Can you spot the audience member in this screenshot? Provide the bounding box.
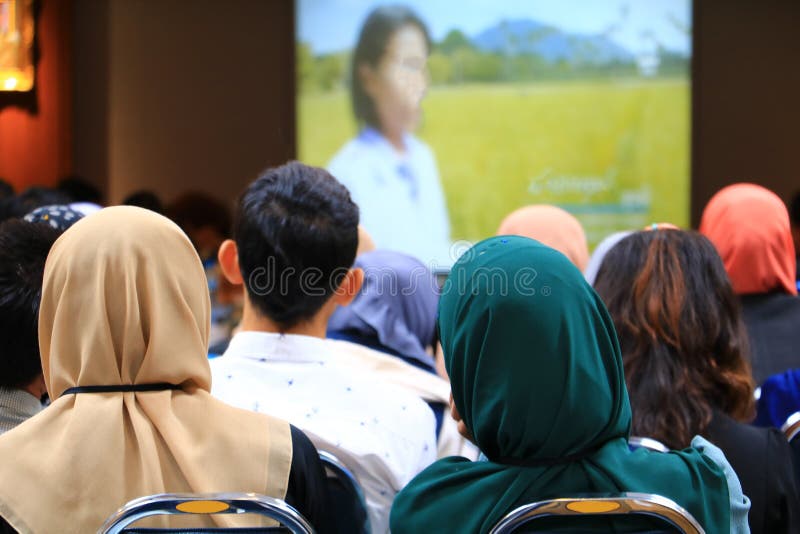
[594,229,799,534]
[583,230,632,285]
[496,204,589,270]
[391,236,748,533]
[123,190,164,214]
[700,183,800,384]
[56,175,103,205]
[166,191,237,348]
[0,220,62,434]
[0,180,13,199]
[209,162,436,533]
[23,204,84,230]
[328,250,439,373]
[0,207,328,532]
[166,191,231,261]
[11,187,71,218]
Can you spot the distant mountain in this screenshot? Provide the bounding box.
[472,19,634,64]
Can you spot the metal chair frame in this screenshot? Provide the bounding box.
[628,436,670,453]
[489,492,705,534]
[100,493,315,534]
[782,411,800,442]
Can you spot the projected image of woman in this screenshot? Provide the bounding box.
[328,5,451,265]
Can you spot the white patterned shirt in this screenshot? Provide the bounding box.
[210,331,437,533]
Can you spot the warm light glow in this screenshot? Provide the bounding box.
[0,0,36,92]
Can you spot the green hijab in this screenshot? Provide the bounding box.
[390,236,731,533]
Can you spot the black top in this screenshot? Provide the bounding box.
[704,411,800,534]
[286,424,331,531]
[0,424,330,534]
[741,292,800,385]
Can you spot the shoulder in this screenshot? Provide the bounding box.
[328,138,377,177]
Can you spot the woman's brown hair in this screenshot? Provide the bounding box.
[594,229,755,449]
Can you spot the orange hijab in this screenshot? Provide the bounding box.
[0,207,292,533]
[700,183,797,295]
[497,205,589,271]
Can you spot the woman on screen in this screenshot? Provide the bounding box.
[328,5,451,265]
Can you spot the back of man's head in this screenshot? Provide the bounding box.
[0,219,62,388]
[234,161,359,329]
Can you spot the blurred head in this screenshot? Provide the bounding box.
[12,187,71,218]
[584,230,633,285]
[328,249,439,370]
[123,190,163,214]
[351,5,432,136]
[700,183,796,295]
[166,191,231,259]
[497,205,589,271]
[0,219,62,391]
[57,175,103,205]
[39,206,211,398]
[440,236,629,461]
[219,161,362,331]
[594,230,755,449]
[0,179,14,199]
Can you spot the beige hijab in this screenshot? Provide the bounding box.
[497,205,590,271]
[0,207,291,533]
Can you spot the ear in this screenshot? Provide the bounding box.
[331,267,364,307]
[217,239,243,285]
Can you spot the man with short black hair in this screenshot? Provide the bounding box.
[210,161,436,533]
[0,219,63,434]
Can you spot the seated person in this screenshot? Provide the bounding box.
[391,236,748,533]
[167,191,239,350]
[0,207,328,532]
[210,162,437,533]
[594,228,799,534]
[700,183,800,384]
[0,220,62,434]
[497,204,589,271]
[327,250,439,374]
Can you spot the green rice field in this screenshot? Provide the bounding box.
[299,78,689,248]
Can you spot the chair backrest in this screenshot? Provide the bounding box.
[628,436,670,453]
[488,492,705,534]
[782,411,800,442]
[318,451,370,534]
[99,493,315,534]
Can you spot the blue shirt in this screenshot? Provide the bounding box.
[328,128,451,265]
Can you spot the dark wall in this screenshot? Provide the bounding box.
[72,0,295,206]
[692,0,800,225]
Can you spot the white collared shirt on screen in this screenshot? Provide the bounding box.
[209,331,438,534]
[328,128,451,266]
